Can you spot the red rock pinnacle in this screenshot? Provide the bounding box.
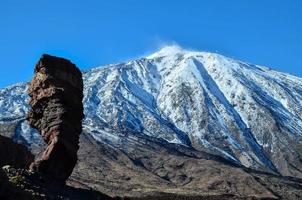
[27,54,84,182]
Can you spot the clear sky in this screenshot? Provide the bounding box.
[0,0,301,88]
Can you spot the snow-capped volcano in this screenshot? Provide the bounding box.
[1,45,302,178]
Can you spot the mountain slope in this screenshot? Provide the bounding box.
[1,45,302,181]
[74,46,302,178]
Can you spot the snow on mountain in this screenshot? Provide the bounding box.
[1,45,302,177]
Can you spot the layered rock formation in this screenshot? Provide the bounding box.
[27,54,84,182]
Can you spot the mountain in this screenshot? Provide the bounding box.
[1,46,302,198]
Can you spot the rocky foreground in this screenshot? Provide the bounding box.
[0,165,113,200]
[0,134,302,200]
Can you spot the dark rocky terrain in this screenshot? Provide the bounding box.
[0,135,34,168]
[69,131,302,199]
[0,165,113,200]
[1,133,301,199]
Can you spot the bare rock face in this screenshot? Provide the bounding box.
[27,54,84,182]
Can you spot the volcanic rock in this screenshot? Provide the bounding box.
[0,135,34,168]
[27,54,84,182]
[0,165,114,200]
[0,168,8,190]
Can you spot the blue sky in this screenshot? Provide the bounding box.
[0,0,301,88]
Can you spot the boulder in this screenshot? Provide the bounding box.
[0,135,34,168]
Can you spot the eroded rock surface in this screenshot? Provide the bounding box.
[27,54,84,182]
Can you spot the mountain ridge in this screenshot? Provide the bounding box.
[1,46,302,180]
